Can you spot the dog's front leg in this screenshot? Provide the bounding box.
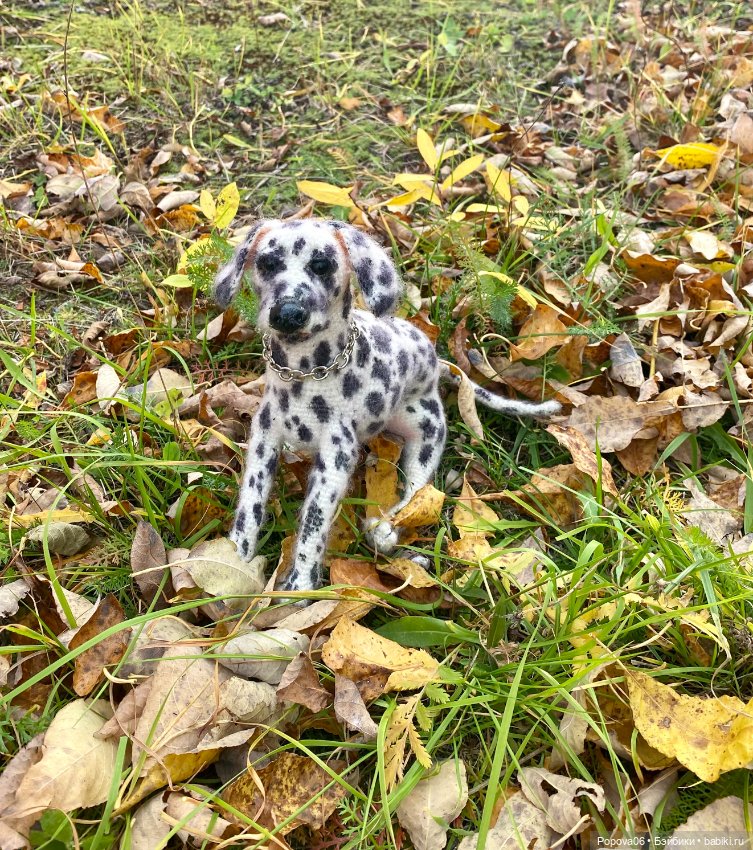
[277,433,359,594]
[229,403,281,562]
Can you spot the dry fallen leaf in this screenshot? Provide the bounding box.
[457,790,553,850]
[396,759,468,850]
[69,593,130,696]
[322,618,439,694]
[222,752,348,834]
[276,652,331,713]
[392,484,446,529]
[333,674,379,739]
[2,700,117,826]
[627,669,753,782]
[546,423,618,496]
[130,520,171,604]
[518,766,605,835]
[183,537,266,614]
[214,628,310,685]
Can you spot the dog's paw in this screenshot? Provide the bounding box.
[363,517,399,555]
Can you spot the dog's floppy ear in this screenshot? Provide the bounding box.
[213,220,271,308]
[334,223,403,317]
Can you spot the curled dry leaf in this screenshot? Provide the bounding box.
[682,479,741,544]
[322,618,439,694]
[509,304,568,361]
[392,484,445,529]
[276,652,331,713]
[69,593,130,696]
[609,332,644,387]
[333,674,379,739]
[627,669,753,782]
[396,759,468,850]
[222,752,348,835]
[518,766,605,835]
[130,520,171,605]
[457,790,553,850]
[214,628,310,685]
[0,579,31,619]
[546,423,618,496]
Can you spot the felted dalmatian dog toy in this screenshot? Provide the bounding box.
[213,219,560,595]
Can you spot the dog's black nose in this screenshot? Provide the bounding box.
[268,299,309,334]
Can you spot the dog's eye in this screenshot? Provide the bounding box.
[309,256,335,276]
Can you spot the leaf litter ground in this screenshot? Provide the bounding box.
[2,1,753,848]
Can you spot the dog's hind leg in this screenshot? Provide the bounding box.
[365,391,447,555]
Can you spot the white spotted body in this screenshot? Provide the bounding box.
[213,218,559,595]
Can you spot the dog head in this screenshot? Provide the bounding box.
[213,219,403,336]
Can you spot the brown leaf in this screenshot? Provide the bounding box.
[546,424,618,496]
[334,674,379,739]
[178,486,225,537]
[62,371,98,407]
[392,484,445,529]
[70,594,130,696]
[501,464,587,526]
[609,333,644,387]
[565,395,651,453]
[130,521,172,604]
[276,652,331,713]
[222,753,348,834]
[616,435,659,476]
[509,305,568,361]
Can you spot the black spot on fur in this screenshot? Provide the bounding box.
[367,420,384,434]
[235,509,246,532]
[258,404,271,430]
[270,341,288,367]
[343,373,361,399]
[419,417,437,440]
[420,398,441,417]
[300,503,325,544]
[418,444,433,465]
[335,449,351,471]
[331,435,341,445]
[356,258,374,296]
[311,395,331,423]
[255,442,265,458]
[291,382,303,399]
[279,389,289,412]
[341,423,354,442]
[241,539,250,557]
[365,391,385,415]
[372,360,391,388]
[247,474,255,488]
[298,424,313,442]
[398,350,409,373]
[300,357,311,371]
[266,455,278,474]
[292,237,306,255]
[313,341,331,367]
[406,404,416,413]
[315,456,326,472]
[256,249,286,278]
[253,502,263,524]
[355,334,370,368]
[292,415,300,425]
[371,326,391,353]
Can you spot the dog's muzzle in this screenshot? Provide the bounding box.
[269,298,309,334]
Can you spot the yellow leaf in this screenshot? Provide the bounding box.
[392,484,445,529]
[655,142,720,169]
[214,181,240,228]
[297,180,355,207]
[416,128,438,172]
[516,285,539,308]
[199,189,216,222]
[161,274,194,288]
[437,147,461,164]
[512,195,530,216]
[394,173,435,188]
[465,203,510,215]
[486,162,513,202]
[322,618,439,693]
[386,189,429,208]
[452,478,499,537]
[11,508,95,527]
[627,669,753,783]
[440,153,485,191]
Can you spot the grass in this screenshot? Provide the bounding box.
[3,0,753,847]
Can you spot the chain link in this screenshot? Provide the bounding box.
[262,323,361,383]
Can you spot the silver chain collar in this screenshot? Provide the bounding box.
[261,322,361,382]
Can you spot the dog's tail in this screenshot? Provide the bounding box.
[439,362,561,418]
